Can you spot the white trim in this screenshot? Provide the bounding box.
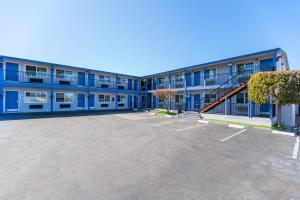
[4,89,19,112]
[228,124,245,129]
[272,130,295,137]
[24,91,48,104]
[55,92,74,103]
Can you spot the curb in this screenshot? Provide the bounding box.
[272,130,295,137]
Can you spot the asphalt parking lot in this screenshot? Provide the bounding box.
[0,112,299,200]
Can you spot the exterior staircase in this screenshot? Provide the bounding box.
[199,83,248,113]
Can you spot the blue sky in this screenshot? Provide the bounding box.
[0,0,299,76]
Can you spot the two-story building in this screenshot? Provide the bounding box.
[0,48,290,120]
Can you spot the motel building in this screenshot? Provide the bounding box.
[0,48,297,127]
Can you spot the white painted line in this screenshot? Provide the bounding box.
[175,125,202,132]
[149,112,156,115]
[272,130,295,137]
[147,121,176,127]
[198,120,209,124]
[164,115,173,118]
[292,136,299,160]
[220,129,247,142]
[228,124,245,129]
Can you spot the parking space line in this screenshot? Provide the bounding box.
[220,129,247,142]
[292,136,299,160]
[146,121,176,127]
[175,125,203,132]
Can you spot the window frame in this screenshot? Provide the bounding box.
[55,92,74,103]
[25,65,47,76]
[98,94,111,103]
[117,95,126,103]
[24,91,48,104]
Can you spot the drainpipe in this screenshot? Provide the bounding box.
[50,65,54,112]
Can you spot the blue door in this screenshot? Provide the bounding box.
[134,96,138,108]
[194,94,201,110]
[260,104,269,115]
[78,72,85,86]
[88,94,95,108]
[260,58,274,72]
[128,79,132,90]
[134,80,138,90]
[152,79,156,90]
[128,95,132,108]
[185,73,192,87]
[194,71,200,86]
[5,91,18,111]
[77,94,85,108]
[185,96,191,110]
[5,62,19,81]
[153,96,157,108]
[88,74,95,87]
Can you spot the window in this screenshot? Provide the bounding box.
[237,62,254,75]
[56,93,74,103]
[117,77,126,84]
[205,69,216,80]
[236,92,248,104]
[205,94,216,103]
[158,98,164,102]
[56,69,73,79]
[98,94,110,102]
[158,77,165,84]
[26,65,47,76]
[24,91,47,103]
[99,75,110,83]
[175,95,184,103]
[175,74,184,82]
[117,95,126,103]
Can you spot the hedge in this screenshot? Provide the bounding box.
[248,71,300,105]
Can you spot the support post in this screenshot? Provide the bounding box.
[115,74,118,110]
[50,65,54,112]
[0,62,3,114]
[203,65,206,86]
[228,63,233,85]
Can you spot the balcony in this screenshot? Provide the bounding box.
[4,70,51,84]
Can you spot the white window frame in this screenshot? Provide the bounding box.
[25,65,47,76]
[205,68,217,80]
[117,95,126,103]
[99,75,110,83]
[117,77,127,84]
[55,92,74,103]
[98,94,111,103]
[24,91,48,104]
[56,69,73,80]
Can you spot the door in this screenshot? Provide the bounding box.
[134,80,138,90]
[78,72,85,86]
[194,94,201,110]
[128,95,132,108]
[185,95,191,110]
[260,58,274,72]
[77,94,85,108]
[134,96,138,108]
[88,94,95,108]
[5,62,19,81]
[185,73,192,87]
[5,91,18,111]
[153,96,157,109]
[128,79,132,90]
[194,71,200,86]
[88,74,95,87]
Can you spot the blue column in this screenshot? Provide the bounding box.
[168,73,171,88]
[184,72,187,110]
[0,62,3,114]
[115,74,118,110]
[269,95,273,119]
[272,52,277,71]
[50,65,54,112]
[203,65,206,86]
[228,63,233,85]
[248,101,251,118]
[145,79,148,108]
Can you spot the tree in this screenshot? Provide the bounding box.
[153,89,178,111]
[248,71,300,126]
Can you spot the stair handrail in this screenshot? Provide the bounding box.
[198,66,260,110]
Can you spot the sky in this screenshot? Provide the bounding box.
[0,0,299,76]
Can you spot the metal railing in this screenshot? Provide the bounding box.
[3,70,140,90]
